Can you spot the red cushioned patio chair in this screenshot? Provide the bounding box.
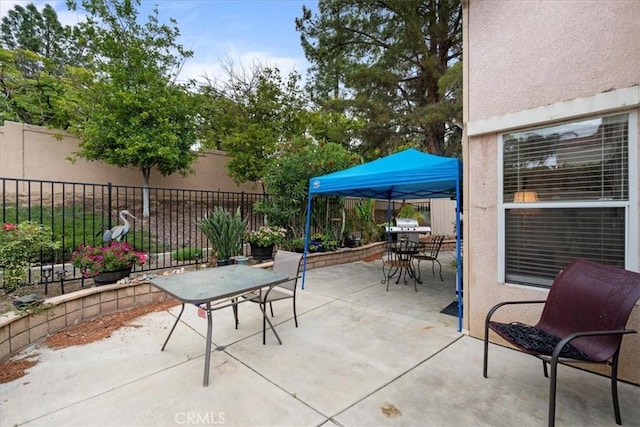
[483,259,640,426]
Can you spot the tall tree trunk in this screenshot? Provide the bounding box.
[142,167,150,217]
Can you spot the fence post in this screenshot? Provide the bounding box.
[107,182,113,230]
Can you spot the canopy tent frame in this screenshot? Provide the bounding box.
[302,149,463,332]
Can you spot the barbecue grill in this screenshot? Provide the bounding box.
[385,218,431,243]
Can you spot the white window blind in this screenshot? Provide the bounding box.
[502,114,629,287]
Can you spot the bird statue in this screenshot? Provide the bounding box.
[102,210,137,242]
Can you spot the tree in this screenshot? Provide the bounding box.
[256,137,361,237]
[197,64,309,188]
[1,3,82,66]
[0,3,86,127]
[198,60,362,190]
[296,0,462,158]
[0,47,71,127]
[65,0,197,217]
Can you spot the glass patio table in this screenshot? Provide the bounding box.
[149,265,289,386]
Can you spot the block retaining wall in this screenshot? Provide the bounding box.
[0,242,386,361]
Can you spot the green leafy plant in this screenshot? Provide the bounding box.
[0,221,59,292]
[171,247,203,261]
[71,242,147,277]
[244,225,286,247]
[397,203,424,224]
[324,240,338,251]
[256,137,362,236]
[282,237,305,253]
[354,199,377,243]
[196,207,246,261]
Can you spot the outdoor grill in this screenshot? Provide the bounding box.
[385,218,431,243]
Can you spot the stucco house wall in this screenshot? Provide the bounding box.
[463,0,640,383]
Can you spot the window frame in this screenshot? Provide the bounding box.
[497,111,638,286]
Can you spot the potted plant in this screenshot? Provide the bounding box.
[309,232,326,252]
[71,242,147,285]
[244,225,286,261]
[282,237,305,253]
[0,221,59,292]
[343,232,361,248]
[196,207,246,265]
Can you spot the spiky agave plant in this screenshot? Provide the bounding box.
[196,207,246,261]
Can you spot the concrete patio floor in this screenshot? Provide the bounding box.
[1,252,639,427]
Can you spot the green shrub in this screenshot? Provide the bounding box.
[0,221,60,292]
[172,247,203,261]
[282,238,305,253]
[196,207,246,261]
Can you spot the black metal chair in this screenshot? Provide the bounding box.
[381,239,419,291]
[235,250,303,344]
[483,259,640,427]
[412,234,445,282]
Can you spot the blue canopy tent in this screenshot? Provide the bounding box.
[303,148,463,331]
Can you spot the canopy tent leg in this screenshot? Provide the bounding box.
[301,192,313,289]
[455,176,463,332]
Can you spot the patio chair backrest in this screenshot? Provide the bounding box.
[426,235,445,258]
[392,239,419,263]
[272,250,303,292]
[536,259,640,362]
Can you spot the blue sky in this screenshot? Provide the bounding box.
[1,0,317,83]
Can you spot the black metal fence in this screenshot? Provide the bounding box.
[1,177,430,292]
[1,178,268,288]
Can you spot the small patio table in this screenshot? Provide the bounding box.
[149,265,289,386]
[384,240,420,282]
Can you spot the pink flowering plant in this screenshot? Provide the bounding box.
[71,242,147,277]
[244,225,286,247]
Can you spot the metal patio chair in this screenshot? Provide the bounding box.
[412,234,445,282]
[483,259,640,426]
[234,250,303,344]
[381,239,419,291]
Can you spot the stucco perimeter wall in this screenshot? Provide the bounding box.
[0,243,386,361]
[467,0,640,120]
[0,121,259,193]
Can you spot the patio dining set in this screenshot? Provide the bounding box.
[381,234,446,291]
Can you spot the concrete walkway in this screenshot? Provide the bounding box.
[1,253,639,426]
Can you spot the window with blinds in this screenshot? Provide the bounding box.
[501,113,629,287]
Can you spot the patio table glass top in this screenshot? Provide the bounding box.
[149,265,289,304]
